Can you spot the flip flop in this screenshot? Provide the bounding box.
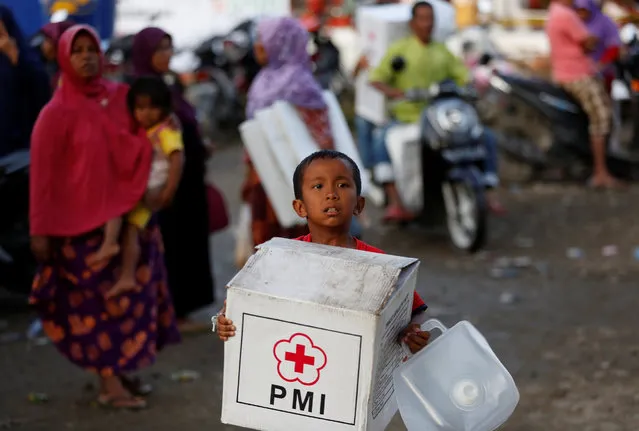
[382,206,415,224]
[120,376,153,397]
[587,176,627,190]
[97,394,147,411]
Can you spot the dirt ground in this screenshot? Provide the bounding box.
[2,142,639,431]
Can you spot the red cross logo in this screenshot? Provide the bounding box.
[273,333,327,386]
[285,344,316,373]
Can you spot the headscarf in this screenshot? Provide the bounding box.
[573,0,621,61]
[40,20,75,46]
[40,20,75,89]
[246,17,326,119]
[131,27,198,127]
[29,25,153,237]
[0,5,50,157]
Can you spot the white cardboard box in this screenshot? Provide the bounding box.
[222,238,420,431]
[355,4,412,126]
[240,91,382,229]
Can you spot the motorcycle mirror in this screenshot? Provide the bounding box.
[391,56,406,72]
[478,53,492,66]
[620,24,638,45]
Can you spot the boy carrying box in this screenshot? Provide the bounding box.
[217,150,431,354]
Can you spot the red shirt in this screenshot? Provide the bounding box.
[296,234,427,316]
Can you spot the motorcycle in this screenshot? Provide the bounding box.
[0,150,34,295]
[618,23,639,151]
[486,69,639,182]
[387,56,489,253]
[308,30,349,97]
[187,19,260,138]
[104,34,135,83]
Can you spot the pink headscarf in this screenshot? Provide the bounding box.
[30,25,152,236]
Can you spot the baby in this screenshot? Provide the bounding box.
[90,76,184,298]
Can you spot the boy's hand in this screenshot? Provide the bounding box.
[217,300,236,341]
[399,323,431,354]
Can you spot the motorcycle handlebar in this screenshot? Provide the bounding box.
[389,84,478,108]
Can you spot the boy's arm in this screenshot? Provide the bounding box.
[411,291,428,323]
[353,54,369,79]
[369,43,404,99]
[563,9,598,51]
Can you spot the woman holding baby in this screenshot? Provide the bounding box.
[29,24,180,409]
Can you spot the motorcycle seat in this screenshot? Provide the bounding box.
[497,72,575,101]
[0,150,30,175]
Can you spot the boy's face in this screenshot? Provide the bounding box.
[134,95,163,129]
[293,158,365,230]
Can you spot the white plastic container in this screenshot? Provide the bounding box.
[393,319,519,431]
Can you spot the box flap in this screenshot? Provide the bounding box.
[356,4,411,22]
[227,238,419,315]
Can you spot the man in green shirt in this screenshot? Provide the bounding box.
[369,1,504,215]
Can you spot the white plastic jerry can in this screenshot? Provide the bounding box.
[393,319,519,431]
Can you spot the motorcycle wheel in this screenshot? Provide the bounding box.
[441,181,487,253]
[493,99,552,183]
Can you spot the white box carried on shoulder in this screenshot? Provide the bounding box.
[355,4,411,126]
[221,238,420,431]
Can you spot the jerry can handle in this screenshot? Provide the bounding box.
[420,318,448,335]
[401,319,448,358]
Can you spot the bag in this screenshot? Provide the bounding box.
[234,203,254,269]
[206,184,229,233]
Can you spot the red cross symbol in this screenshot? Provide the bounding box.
[285,344,316,374]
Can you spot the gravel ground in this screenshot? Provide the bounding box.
[1,142,638,431]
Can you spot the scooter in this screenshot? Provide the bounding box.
[308,30,348,97]
[0,149,34,295]
[486,70,639,182]
[387,56,489,253]
[187,19,260,138]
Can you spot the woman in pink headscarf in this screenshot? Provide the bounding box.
[243,16,333,246]
[30,24,180,410]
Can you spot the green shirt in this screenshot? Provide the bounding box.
[369,36,469,123]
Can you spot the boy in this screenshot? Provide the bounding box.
[89,76,184,298]
[216,150,431,354]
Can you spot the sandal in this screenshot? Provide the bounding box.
[120,376,153,397]
[382,206,415,224]
[97,393,147,410]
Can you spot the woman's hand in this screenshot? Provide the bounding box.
[399,323,431,354]
[217,300,236,341]
[30,236,51,262]
[0,23,18,65]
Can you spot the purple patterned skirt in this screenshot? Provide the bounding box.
[30,221,181,377]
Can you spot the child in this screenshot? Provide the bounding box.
[216,150,431,354]
[89,76,184,298]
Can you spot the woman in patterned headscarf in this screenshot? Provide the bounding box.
[243,16,333,246]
